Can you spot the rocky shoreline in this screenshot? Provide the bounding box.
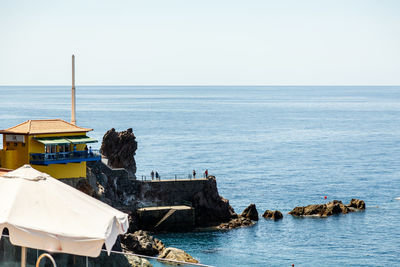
[121,231,199,264]
[75,129,367,266]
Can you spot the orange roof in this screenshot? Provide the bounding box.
[0,119,92,135]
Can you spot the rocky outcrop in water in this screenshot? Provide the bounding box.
[192,176,237,227]
[100,128,137,178]
[217,204,260,229]
[86,128,238,229]
[262,210,283,220]
[241,204,259,221]
[158,247,199,264]
[121,231,165,256]
[217,216,254,230]
[86,161,237,229]
[121,231,198,265]
[289,199,365,217]
[347,198,366,210]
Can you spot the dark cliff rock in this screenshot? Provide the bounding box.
[86,162,237,229]
[100,128,137,178]
[86,161,139,208]
[192,176,237,226]
[262,210,283,220]
[289,199,365,217]
[86,129,237,230]
[241,204,259,221]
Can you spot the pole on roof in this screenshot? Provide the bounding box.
[71,54,76,125]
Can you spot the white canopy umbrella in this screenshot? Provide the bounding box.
[0,165,129,265]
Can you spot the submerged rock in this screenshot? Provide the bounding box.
[241,204,259,221]
[262,210,283,220]
[158,247,199,264]
[289,199,365,217]
[100,128,138,178]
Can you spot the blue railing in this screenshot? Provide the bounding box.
[30,150,101,165]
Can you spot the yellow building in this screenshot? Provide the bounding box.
[0,119,100,179]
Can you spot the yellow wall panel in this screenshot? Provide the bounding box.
[32,162,87,179]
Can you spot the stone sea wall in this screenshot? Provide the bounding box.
[86,160,236,228]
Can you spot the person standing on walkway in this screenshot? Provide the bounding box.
[151,170,154,180]
[193,170,196,179]
[156,171,159,180]
[205,169,208,178]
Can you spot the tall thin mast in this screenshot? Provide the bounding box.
[71,54,76,125]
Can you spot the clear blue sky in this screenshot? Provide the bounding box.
[0,0,399,85]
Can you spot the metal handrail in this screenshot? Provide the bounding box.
[36,253,57,267]
[140,172,210,181]
[1,234,213,267]
[100,248,214,267]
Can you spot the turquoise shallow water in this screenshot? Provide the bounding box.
[1,86,400,266]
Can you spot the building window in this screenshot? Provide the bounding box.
[59,144,69,153]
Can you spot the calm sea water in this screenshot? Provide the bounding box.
[1,86,399,266]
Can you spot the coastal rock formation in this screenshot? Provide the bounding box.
[100,128,138,178]
[86,160,139,207]
[217,204,261,229]
[191,176,237,227]
[347,198,366,210]
[262,210,283,220]
[241,204,259,221]
[121,231,165,256]
[289,199,365,217]
[121,231,198,265]
[217,216,254,230]
[158,247,199,264]
[86,162,237,229]
[289,200,348,216]
[88,129,238,229]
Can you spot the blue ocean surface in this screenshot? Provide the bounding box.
[0,86,399,266]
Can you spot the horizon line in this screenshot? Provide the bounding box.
[0,84,399,87]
